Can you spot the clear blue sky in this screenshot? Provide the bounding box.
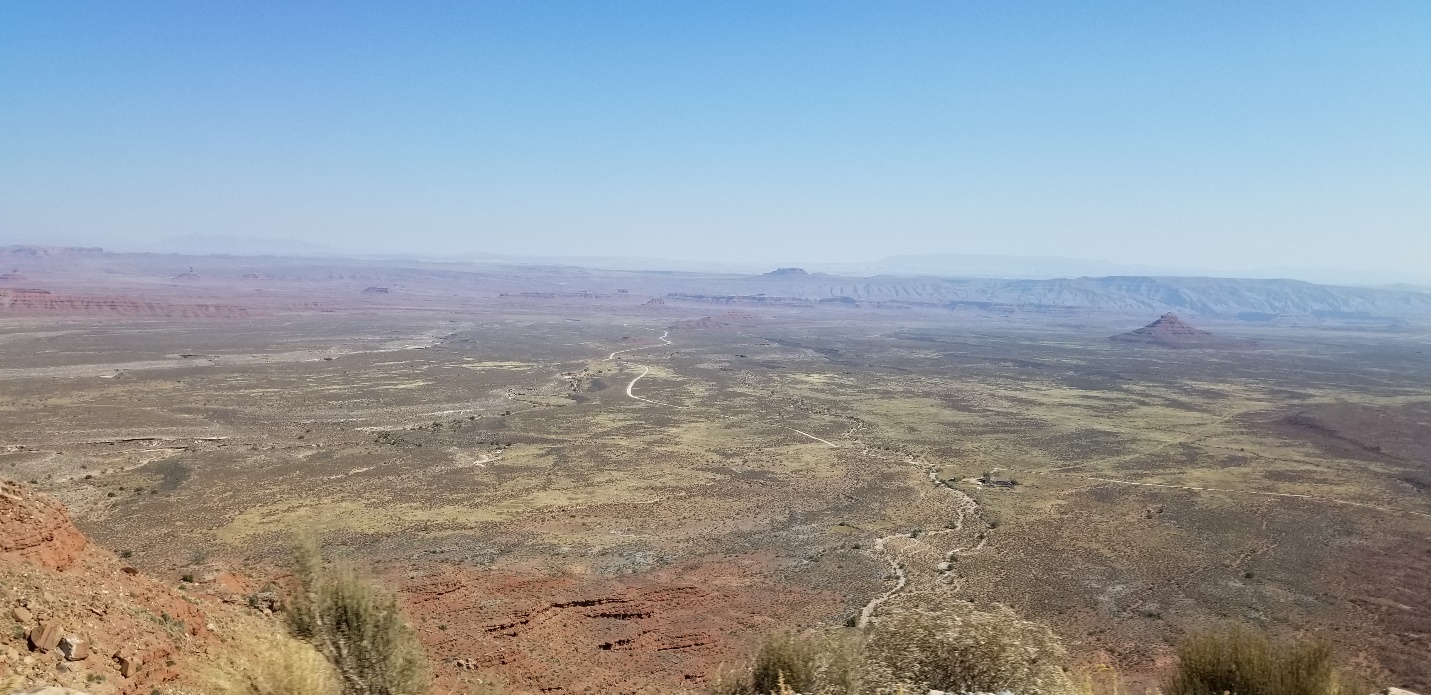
[2,1,1428,275]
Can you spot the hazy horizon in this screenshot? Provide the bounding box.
[3,2,1429,280]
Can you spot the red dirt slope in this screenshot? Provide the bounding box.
[1,480,88,571]
[0,479,272,695]
[404,554,842,693]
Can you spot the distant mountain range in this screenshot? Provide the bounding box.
[121,235,348,258]
[811,253,1431,288]
[681,273,1431,317]
[82,237,1431,287]
[9,239,1429,318]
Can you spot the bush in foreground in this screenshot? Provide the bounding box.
[205,632,342,695]
[715,595,1074,695]
[1163,626,1346,695]
[862,598,1074,695]
[287,538,430,695]
[712,629,863,695]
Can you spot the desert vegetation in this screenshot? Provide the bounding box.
[714,594,1075,695]
[714,598,1363,695]
[1162,627,1348,695]
[204,633,343,695]
[286,539,431,695]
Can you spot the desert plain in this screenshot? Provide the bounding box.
[2,248,1429,693]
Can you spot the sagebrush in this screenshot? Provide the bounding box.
[204,632,342,695]
[713,594,1076,695]
[712,629,863,695]
[287,538,430,695]
[862,597,1075,695]
[1162,626,1346,695]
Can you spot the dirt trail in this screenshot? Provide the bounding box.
[607,330,671,360]
[597,331,992,626]
[624,366,677,407]
[850,447,987,625]
[784,426,835,449]
[611,331,844,448]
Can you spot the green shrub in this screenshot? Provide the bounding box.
[1163,626,1345,695]
[287,538,429,695]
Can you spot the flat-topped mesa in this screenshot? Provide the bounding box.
[669,310,761,330]
[762,267,808,277]
[1111,312,1231,347]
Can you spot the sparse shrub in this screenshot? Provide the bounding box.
[287,538,430,695]
[205,632,341,695]
[1162,626,1346,695]
[861,597,1074,695]
[751,631,820,693]
[713,630,863,695]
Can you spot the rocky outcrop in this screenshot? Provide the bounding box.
[0,246,103,257]
[0,480,86,571]
[1110,313,1240,348]
[669,311,760,330]
[1,479,226,695]
[0,290,251,318]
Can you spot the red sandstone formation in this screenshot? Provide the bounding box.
[1110,312,1231,347]
[0,289,252,318]
[0,479,87,571]
[1,479,214,694]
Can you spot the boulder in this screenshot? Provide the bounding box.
[58,635,88,661]
[113,649,141,678]
[247,590,281,612]
[28,621,61,652]
[11,605,33,624]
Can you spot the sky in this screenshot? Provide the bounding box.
[2,1,1429,277]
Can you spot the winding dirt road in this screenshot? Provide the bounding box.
[599,329,987,625]
[624,366,676,407]
[607,330,671,360]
